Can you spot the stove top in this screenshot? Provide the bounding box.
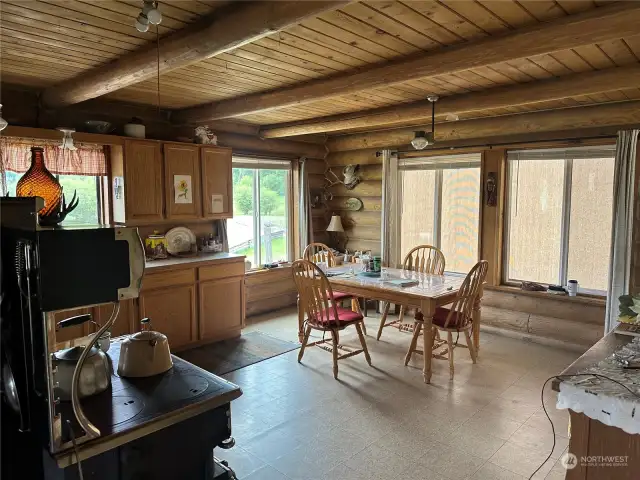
[58,340,241,445]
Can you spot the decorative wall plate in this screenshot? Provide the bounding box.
[165,227,196,255]
[344,197,363,211]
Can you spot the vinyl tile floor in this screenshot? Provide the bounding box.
[218,308,581,480]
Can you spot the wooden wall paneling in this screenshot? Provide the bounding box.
[480,149,506,285]
[245,267,297,317]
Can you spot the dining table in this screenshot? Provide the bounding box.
[296,265,482,383]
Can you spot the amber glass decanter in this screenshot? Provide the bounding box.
[16,147,62,217]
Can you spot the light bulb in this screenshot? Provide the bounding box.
[146,8,162,25]
[0,104,7,131]
[135,14,149,32]
[142,2,162,25]
[411,131,429,150]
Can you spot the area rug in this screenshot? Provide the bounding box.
[176,331,300,376]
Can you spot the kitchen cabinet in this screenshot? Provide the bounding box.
[111,140,233,224]
[93,299,137,338]
[164,143,202,220]
[199,276,245,341]
[54,307,93,343]
[201,146,233,219]
[139,284,197,350]
[123,140,164,222]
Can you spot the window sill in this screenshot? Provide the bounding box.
[244,263,293,276]
[486,285,606,307]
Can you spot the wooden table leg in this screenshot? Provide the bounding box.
[297,295,304,343]
[421,299,436,384]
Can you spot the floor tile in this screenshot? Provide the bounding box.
[243,464,289,480]
[490,442,555,478]
[508,424,569,460]
[471,463,526,480]
[216,446,265,478]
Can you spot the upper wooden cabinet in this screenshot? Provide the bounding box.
[201,146,233,219]
[164,143,202,220]
[111,140,232,224]
[122,140,164,222]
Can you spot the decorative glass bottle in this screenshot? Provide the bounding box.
[16,147,62,217]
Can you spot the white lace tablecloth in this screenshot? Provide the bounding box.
[556,337,640,435]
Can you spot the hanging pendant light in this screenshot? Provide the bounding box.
[0,104,8,131]
[135,1,162,32]
[411,95,439,150]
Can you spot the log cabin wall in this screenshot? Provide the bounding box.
[324,135,627,351]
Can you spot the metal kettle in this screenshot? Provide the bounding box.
[53,313,111,400]
[117,318,173,378]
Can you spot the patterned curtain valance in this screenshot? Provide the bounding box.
[0,136,107,176]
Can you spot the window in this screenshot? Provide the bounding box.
[504,146,615,294]
[228,157,292,268]
[1,139,108,225]
[4,171,105,225]
[398,154,481,274]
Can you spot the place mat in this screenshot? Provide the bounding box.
[176,331,299,376]
[557,337,640,434]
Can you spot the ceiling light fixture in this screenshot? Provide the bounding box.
[0,104,8,131]
[135,1,162,32]
[411,95,439,150]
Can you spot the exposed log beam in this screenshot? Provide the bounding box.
[40,1,348,108]
[259,65,640,138]
[326,101,640,152]
[172,2,640,123]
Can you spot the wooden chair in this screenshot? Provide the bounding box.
[303,242,366,333]
[292,260,372,379]
[404,260,488,380]
[376,245,445,340]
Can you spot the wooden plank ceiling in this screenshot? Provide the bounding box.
[2,0,640,129]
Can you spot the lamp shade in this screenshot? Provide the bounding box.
[326,215,344,232]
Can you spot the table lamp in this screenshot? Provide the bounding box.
[327,214,347,251]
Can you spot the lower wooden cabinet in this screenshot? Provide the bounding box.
[93,298,136,338]
[199,276,245,341]
[139,284,197,350]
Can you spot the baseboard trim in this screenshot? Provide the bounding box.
[481,324,593,353]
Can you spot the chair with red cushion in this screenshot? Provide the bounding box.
[404,260,488,380]
[303,243,366,333]
[292,259,372,379]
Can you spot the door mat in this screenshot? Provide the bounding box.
[176,331,299,376]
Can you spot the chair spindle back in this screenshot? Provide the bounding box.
[292,260,340,328]
[402,245,446,275]
[442,260,488,329]
[303,242,337,267]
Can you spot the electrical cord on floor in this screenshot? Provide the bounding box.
[529,373,640,480]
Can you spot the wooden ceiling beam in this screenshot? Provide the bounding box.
[326,101,640,152]
[259,65,640,138]
[172,2,640,124]
[40,1,348,108]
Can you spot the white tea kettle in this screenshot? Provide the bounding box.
[117,318,173,378]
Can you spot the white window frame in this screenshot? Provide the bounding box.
[503,145,616,296]
[231,156,293,268]
[396,153,482,275]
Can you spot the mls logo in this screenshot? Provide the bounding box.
[561,452,578,470]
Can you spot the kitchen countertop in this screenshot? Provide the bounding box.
[145,252,245,272]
